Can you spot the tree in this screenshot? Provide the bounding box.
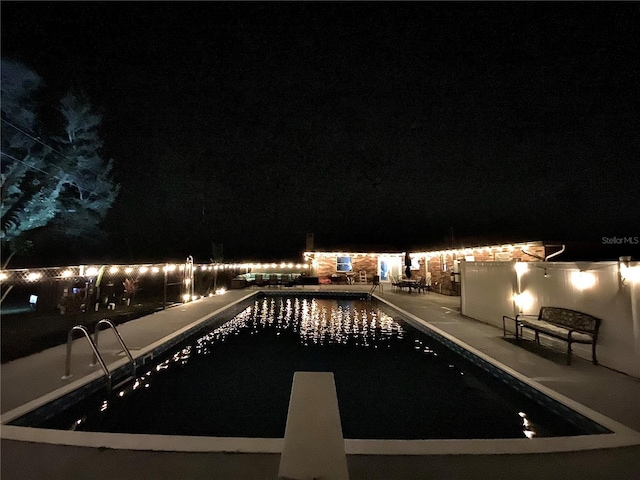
[1,59,119,259]
[50,93,119,237]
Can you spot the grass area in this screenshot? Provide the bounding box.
[1,302,168,363]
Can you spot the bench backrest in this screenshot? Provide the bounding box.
[539,307,601,334]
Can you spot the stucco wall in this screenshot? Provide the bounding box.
[427,244,546,296]
[461,260,640,378]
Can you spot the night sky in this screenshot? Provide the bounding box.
[2,2,639,264]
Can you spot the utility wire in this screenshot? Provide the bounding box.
[1,117,70,160]
[1,150,91,197]
[1,117,119,191]
[0,151,50,176]
[1,150,117,203]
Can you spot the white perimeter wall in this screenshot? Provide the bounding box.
[461,261,640,378]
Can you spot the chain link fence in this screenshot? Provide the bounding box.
[0,261,245,315]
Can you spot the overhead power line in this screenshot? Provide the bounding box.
[1,117,118,191]
[0,150,115,203]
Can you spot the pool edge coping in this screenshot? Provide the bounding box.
[2,291,640,456]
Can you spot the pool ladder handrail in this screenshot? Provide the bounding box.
[367,282,381,300]
[62,325,113,391]
[92,319,136,380]
[62,320,136,392]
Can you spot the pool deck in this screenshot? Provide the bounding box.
[2,285,640,479]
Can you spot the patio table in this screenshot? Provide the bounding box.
[398,279,420,293]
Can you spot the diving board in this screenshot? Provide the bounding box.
[278,371,349,480]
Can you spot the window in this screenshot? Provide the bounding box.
[336,256,352,272]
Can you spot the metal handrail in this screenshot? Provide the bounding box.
[62,325,112,391]
[92,319,136,378]
[367,282,381,300]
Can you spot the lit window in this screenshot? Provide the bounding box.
[336,256,352,272]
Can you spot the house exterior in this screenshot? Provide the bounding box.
[304,241,550,295]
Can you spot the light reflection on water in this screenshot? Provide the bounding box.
[110,298,410,408]
[194,298,405,353]
[78,297,539,439]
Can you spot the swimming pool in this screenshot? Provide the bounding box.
[12,294,607,440]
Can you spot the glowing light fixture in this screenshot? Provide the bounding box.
[571,271,596,290]
[182,293,191,302]
[86,267,99,277]
[139,266,148,274]
[151,267,160,273]
[26,272,42,282]
[0,272,8,281]
[109,267,119,274]
[125,267,133,274]
[620,263,640,284]
[514,262,529,276]
[512,291,533,311]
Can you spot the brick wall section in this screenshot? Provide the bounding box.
[313,255,378,283]
[310,244,547,292]
[426,245,547,295]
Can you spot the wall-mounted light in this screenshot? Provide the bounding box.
[619,257,640,286]
[514,262,529,277]
[571,270,596,290]
[512,291,533,312]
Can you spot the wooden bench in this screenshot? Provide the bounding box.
[503,307,601,365]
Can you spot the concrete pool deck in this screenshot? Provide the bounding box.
[2,285,640,478]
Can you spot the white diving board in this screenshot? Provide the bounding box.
[278,371,350,480]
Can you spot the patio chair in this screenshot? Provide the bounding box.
[417,277,432,293]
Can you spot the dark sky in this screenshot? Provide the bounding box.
[2,1,639,263]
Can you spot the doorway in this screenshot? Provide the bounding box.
[378,255,402,283]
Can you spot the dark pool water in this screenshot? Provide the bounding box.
[37,296,590,439]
